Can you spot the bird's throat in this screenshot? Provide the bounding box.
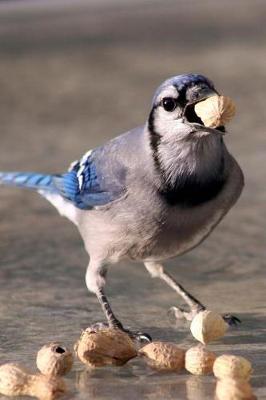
[152,133,227,207]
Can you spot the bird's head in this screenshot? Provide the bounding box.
[148,73,225,140]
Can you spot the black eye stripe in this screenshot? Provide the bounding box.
[176,88,187,107]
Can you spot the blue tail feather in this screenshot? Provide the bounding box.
[0,172,57,191]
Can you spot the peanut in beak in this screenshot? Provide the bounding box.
[194,95,236,129]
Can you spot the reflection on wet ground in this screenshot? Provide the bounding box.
[0,0,266,399]
[74,363,213,400]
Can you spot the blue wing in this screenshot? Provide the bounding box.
[0,150,125,210]
[0,128,146,210]
[54,149,126,210]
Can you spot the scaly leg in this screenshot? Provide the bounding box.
[85,260,152,342]
[144,261,205,321]
[144,261,240,325]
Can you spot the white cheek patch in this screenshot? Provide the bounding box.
[156,118,184,137]
[154,109,196,142]
[153,106,184,136]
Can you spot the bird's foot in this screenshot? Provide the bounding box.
[122,328,152,343]
[168,305,205,322]
[89,322,109,331]
[168,307,241,327]
[223,314,241,326]
[89,322,152,343]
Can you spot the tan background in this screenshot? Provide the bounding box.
[0,1,265,398]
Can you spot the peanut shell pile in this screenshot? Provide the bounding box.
[0,311,257,400]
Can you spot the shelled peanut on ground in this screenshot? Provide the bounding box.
[37,343,73,377]
[138,341,185,372]
[185,345,216,375]
[0,363,66,400]
[190,310,228,344]
[74,327,137,367]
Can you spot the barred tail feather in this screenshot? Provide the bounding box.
[0,172,57,191]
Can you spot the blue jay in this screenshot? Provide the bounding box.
[0,74,244,341]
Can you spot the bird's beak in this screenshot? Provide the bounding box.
[196,87,219,102]
[183,88,226,135]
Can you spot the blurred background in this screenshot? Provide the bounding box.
[0,0,265,399]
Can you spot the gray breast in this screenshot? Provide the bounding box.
[77,141,244,265]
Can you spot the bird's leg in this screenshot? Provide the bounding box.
[95,286,124,330]
[144,261,205,321]
[85,261,152,342]
[144,262,240,325]
[85,261,124,330]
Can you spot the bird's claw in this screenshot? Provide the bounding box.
[223,314,241,326]
[168,306,200,322]
[124,329,152,343]
[88,322,109,332]
[89,322,152,343]
[169,307,241,327]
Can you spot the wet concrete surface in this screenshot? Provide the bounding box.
[0,0,265,398]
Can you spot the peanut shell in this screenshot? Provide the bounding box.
[74,327,137,367]
[185,345,216,375]
[190,310,228,344]
[37,343,73,377]
[194,95,236,128]
[0,363,66,399]
[139,341,185,371]
[213,354,252,381]
[0,363,29,396]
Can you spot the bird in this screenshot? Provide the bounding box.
[0,73,244,342]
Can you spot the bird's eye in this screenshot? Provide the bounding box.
[162,97,177,112]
